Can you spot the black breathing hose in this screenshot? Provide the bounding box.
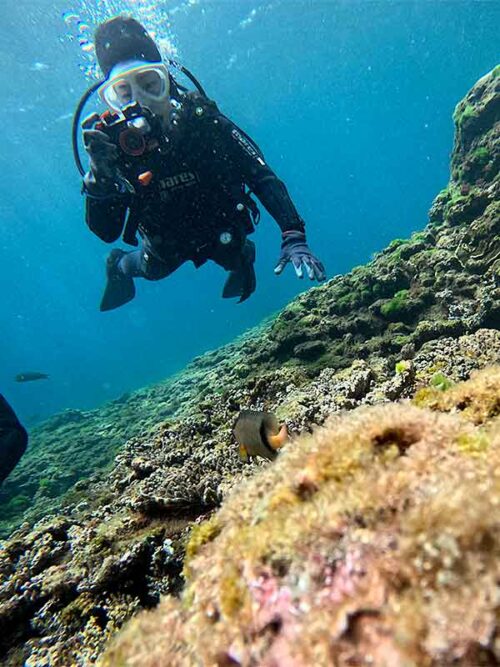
[72,79,104,176]
[169,60,207,97]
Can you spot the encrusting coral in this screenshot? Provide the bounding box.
[102,367,500,667]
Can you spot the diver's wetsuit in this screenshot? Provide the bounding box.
[85,93,305,294]
[0,395,28,485]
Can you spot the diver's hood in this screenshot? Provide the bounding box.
[95,16,161,78]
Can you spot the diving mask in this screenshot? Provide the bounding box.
[98,60,170,112]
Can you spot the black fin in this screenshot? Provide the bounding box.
[222,241,256,302]
[100,250,136,312]
[100,276,135,311]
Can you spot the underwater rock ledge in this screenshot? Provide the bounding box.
[0,66,498,666]
[102,366,500,667]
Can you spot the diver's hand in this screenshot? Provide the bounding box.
[81,113,120,194]
[274,231,326,281]
[83,128,119,181]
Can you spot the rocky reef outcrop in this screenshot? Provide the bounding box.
[0,367,206,538]
[0,66,498,666]
[102,366,500,667]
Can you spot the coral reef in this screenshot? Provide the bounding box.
[0,67,498,665]
[0,381,199,537]
[102,367,500,667]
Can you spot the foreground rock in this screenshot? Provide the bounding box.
[103,366,500,667]
[0,67,498,665]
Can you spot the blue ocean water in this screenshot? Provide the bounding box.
[0,0,498,424]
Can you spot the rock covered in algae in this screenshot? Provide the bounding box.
[0,331,498,667]
[101,367,500,667]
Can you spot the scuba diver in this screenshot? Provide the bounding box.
[80,16,326,311]
[0,394,28,485]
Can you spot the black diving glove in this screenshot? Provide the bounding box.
[82,114,120,195]
[274,231,326,282]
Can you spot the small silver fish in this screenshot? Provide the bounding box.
[233,410,288,462]
[15,372,49,383]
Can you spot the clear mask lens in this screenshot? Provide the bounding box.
[136,70,165,97]
[99,64,170,111]
[108,79,133,107]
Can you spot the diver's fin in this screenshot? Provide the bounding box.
[222,241,256,302]
[100,250,136,312]
[223,270,247,298]
[100,277,135,311]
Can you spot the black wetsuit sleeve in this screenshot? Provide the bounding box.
[0,395,28,485]
[211,111,305,233]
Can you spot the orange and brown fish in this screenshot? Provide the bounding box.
[233,410,288,462]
